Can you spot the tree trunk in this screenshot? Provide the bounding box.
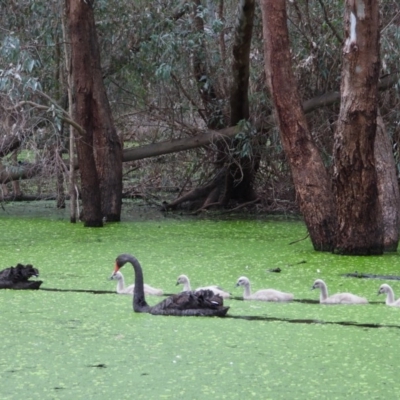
[229,0,259,203]
[62,8,77,222]
[333,0,382,254]
[167,0,258,211]
[260,0,336,251]
[374,114,399,251]
[230,0,253,124]
[93,101,123,223]
[56,150,66,209]
[10,152,21,197]
[66,0,103,227]
[89,16,123,222]
[165,0,260,209]
[66,0,122,225]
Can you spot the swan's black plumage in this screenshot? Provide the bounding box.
[114,254,229,317]
[0,263,42,289]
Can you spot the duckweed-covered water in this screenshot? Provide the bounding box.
[1,202,400,399]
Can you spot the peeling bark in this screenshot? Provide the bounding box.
[333,0,382,254]
[260,0,336,251]
[374,114,399,251]
[66,0,103,227]
[66,0,122,225]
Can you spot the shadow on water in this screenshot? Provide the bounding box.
[38,288,394,329]
[226,314,400,329]
[38,289,373,304]
[40,287,116,295]
[40,287,182,296]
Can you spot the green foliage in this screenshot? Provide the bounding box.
[155,63,172,81]
[0,0,62,95]
[0,34,42,97]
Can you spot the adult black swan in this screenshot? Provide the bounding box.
[0,263,42,289]
[114,254,229,317]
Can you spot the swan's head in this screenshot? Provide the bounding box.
[378,284,391,296]
[176,275,189,286]
[236,276,250,287]
[114,254,133,273]
[16,264,39,278]
[109,271,122,281]
[311,279,325,290]
[26,265,39,278]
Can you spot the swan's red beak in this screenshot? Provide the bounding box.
[113,263,121,273]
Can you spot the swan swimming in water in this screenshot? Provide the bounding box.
[235,276,294,301]
[176,274,231,298]
[0,263,42,290]
[377,284,400,307]
[114,254,229,317]
[110,270,163,296]
[311,279,368,304]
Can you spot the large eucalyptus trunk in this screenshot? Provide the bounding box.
[374,114,399,251]
[66,0,123,225]
[333,0,382,254]
[260,0,336,251]
[66,0,103,227]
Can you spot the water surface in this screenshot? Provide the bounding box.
[1,201,400,399]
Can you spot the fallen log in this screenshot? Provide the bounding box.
[2,72,398,184]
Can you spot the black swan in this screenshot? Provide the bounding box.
[0,263,42,289]
[114,254,229,317]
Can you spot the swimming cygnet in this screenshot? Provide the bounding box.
[235,276,294,301]
[110,270,163,296]
[176,274,231,299]
[311,279,368,304]
[377,283,400,307]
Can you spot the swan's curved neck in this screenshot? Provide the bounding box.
[126,256,150,312]
[243,282,252,298]
[319,282,328,302]
[385,287,395,304]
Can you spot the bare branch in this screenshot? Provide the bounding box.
[10,100,85,135]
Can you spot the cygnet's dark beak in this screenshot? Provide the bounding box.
[175,281,180,286]
[109,271,118,280]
